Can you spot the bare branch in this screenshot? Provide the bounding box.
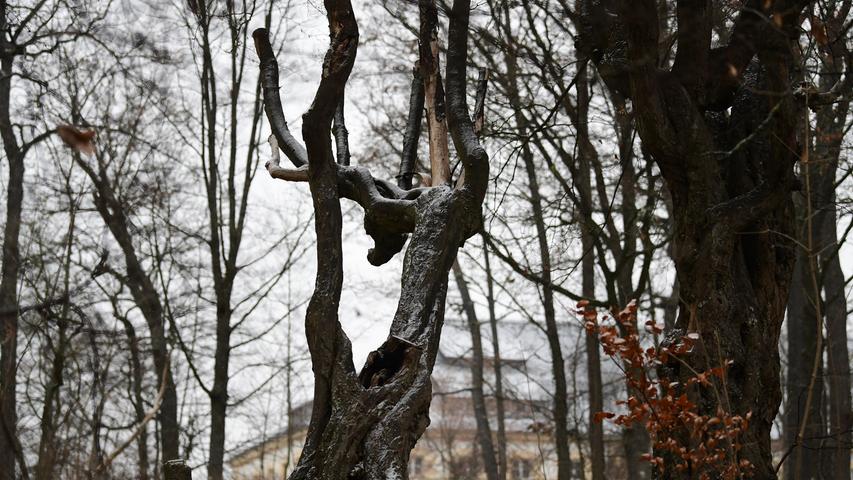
[96,360,169,474]
[446,0,488,200]
[253,28,309,167]
[398,66,425,189]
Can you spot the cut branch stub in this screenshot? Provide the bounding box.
[398,66,425,189]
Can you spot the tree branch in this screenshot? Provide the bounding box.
[398,66,425,189]
[253,28,309,167]
[446,0,489,200]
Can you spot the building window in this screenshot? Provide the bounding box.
[511,459,532,480]
[409,456,423,477]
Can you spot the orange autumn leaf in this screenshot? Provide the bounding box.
[57,125,96,157]
[592,411,615,423]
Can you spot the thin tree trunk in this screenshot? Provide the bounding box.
[208,301,232,480]
[495,10,572,477]
[520,137,573,480]
[83,165,180,462]
[785,246,824,480]
[119,316,151,480]
[0,29,23,480]
[811,29,851,474]
[821,236,851,480]
[35,202,77,480]
[452,261,499,480]
[576,82,606,480]
[482,237,507,480]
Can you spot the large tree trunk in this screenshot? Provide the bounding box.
[253,0,490,476]
[579,1,807,477]
[290,187,480,479]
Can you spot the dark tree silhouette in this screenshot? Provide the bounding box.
[253,0,491,476]
[578,0,813,477]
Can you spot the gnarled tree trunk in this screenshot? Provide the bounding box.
[579,1,809,477]
[253,0,490,476]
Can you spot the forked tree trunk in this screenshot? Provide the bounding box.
[579,1,808,477]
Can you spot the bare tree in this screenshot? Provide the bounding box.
[784,2,852,478]
[252,0,491,474]
[182,2,302,477]
[1,2,106,477]
[578,0,814,476]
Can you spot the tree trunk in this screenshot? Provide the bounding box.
[521,146,574,480]
[0,40,23,480]
[252,0,491,475]
[821,236,851,480]
[576,65,606,480]
[207,302,232,480]
[452,261,499,480]
[36,206,77,480]
[85,168,180,462]
[482,238,507,480]
[579,2,806,477]
[496,18,573,477]
[118,315,151,480]
[784,247,824,480]
[811,24,851,474]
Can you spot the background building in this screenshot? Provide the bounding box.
[228,319,619,479]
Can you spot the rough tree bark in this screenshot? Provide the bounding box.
[253,0,490,476]
[578,0,810,477]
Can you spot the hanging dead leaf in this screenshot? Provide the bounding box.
[810,18,828,46]
[57,125,96,157]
